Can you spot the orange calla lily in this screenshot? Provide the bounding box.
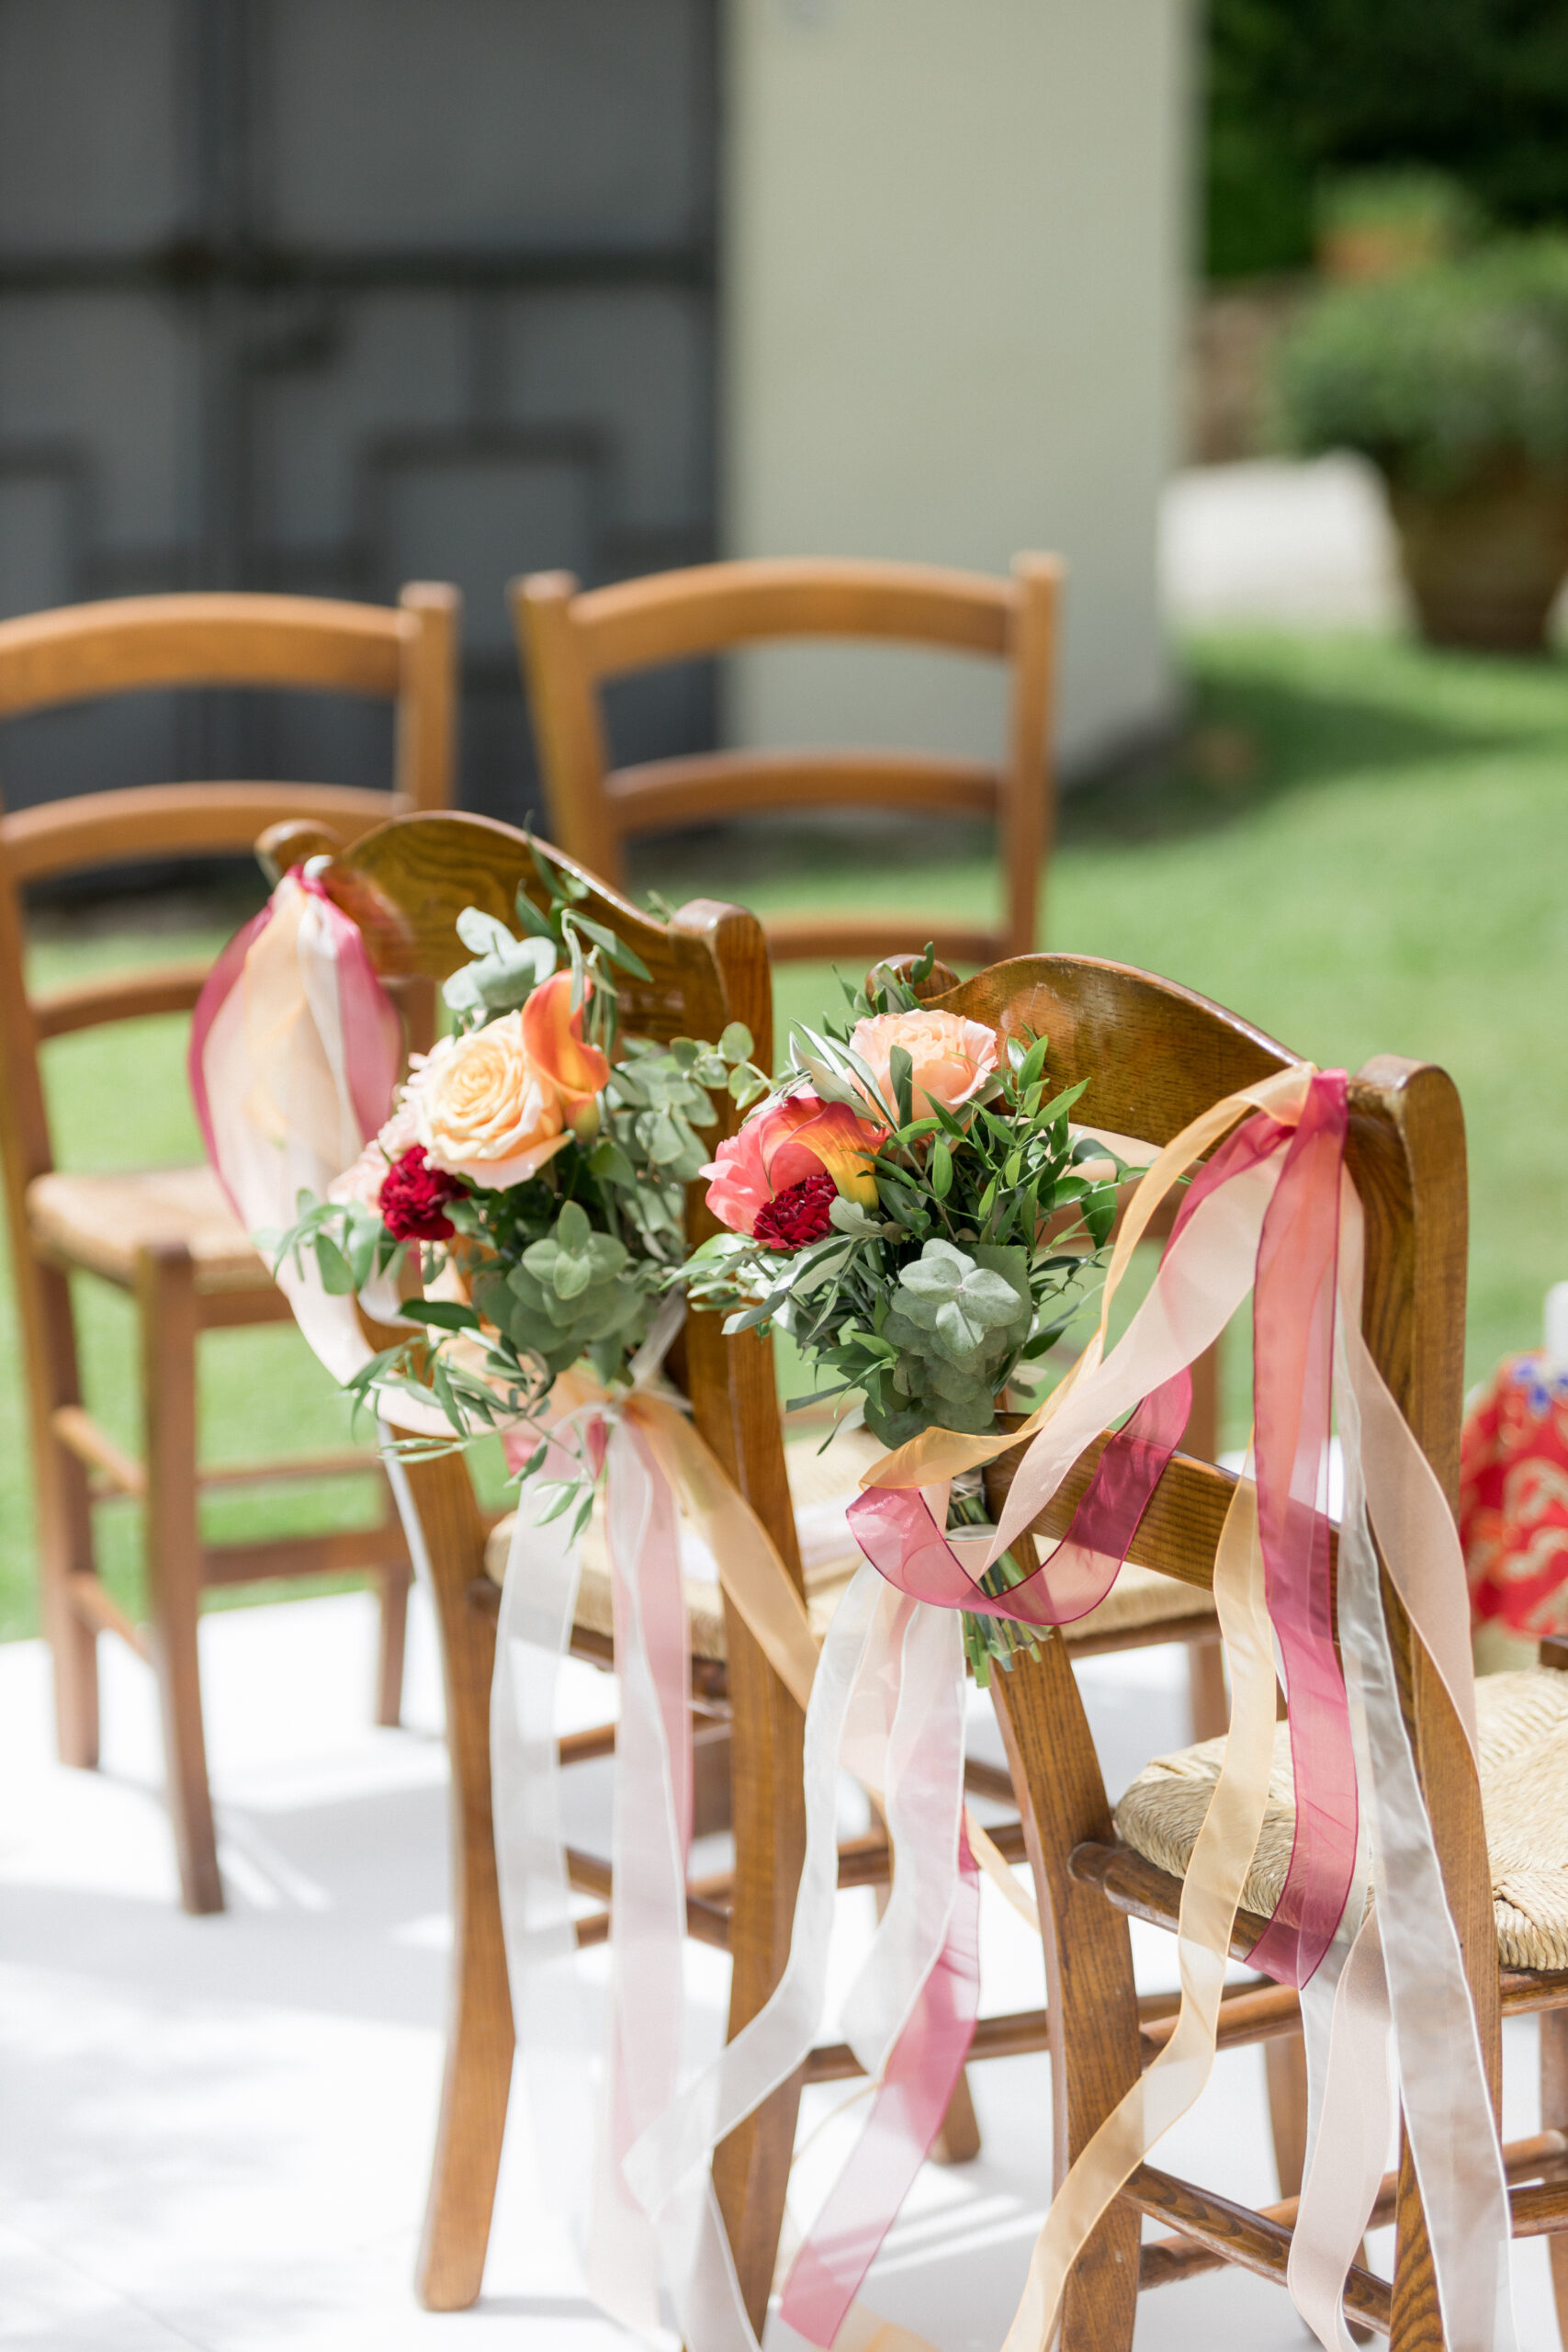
[522,970,612,1117]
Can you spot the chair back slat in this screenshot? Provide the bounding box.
[562,558,1016,678]
[30,960,215,1043]
[337,809,759,1073]
[988,1435,1269,1601]
[2,781,408,888]
[943,954,1295,1150]
[513,554,1061,963]
[606,750,1000,831]
[0,592,409,713]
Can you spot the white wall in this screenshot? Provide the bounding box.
[722,0,1191,775]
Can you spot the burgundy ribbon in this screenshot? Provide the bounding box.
[1246,1070,1355,1987]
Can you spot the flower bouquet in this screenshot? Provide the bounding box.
[265,842,769,1519]
[681,954,1127,1678]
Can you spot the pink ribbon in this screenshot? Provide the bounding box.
[189,864,400,1223]
[850,1079,1358,1998]
[187,899,272,1207]
[780,1821,982,2346]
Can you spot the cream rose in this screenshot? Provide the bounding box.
[414,1012,569,1190]
[849,1008,1000,1122]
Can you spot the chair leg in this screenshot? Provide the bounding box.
[1186,1631,1229,1742]
[138,1243,222,1916]
[404,1453,514,2312]
[994,1630,1142,2351]
[931,2068,983,2165]
[692,1718,734,1838]
[1265,2030,1310,2199]
[714,1614,808,2333]
[1540,2010,1568,2346]
[374,1557,412,1729]
[30,1261,100,1765]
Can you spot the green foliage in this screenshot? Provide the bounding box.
[1275,235,1568,488]
[682,954,1124,1458]
[475,1201,650,1384]
[876,1239,1035,1440]
[267,864,768,1473]
[679,955,1129,1670]
[1205,0,1568,280]
[442,907,557,1020]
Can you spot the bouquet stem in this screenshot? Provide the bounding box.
[948,1476,1046,1687]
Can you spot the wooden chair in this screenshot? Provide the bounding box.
[931,951,1568,2348]
[0,586,459,1917]
[287,809,1131,2324]
[516,557,1234,1736]
[513,555,1062,970]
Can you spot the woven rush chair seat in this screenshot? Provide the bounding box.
[486,1427,1218,1663]
[26,1164,269,1293]
[1116,1664,1568,1971]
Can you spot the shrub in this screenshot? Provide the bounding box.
[1207,0,1568,280]
[1274,236,1568,490]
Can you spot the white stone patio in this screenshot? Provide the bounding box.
[1,1585,1560,2350]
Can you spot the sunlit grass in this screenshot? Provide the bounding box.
[3,628,1565,1637]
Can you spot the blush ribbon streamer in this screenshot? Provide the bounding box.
[827,1065,1515,2352]
[189,861,412,1396]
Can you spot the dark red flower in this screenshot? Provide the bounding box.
[752,1170,838,1252]
[380,1144,463,1242]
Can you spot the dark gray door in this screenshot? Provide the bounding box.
[0,0,717,820]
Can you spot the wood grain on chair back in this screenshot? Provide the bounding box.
[333,807,771,1121]
[513,555,1061,967]
[960,952,1468,1558]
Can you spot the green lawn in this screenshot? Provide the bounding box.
[3,628,1565,1639]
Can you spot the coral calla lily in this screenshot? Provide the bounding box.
[522,969,612,1134]
[702,1091,885,1246]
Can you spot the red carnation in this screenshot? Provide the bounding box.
[752,1170,839,1252]
[380,1144,463,1242]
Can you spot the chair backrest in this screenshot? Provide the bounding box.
[0,583,459,1232]
[512,555,1062,972]
[311,806,801,1572]
[950,953,1493,2078]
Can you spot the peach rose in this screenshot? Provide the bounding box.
[521,970,611,1129]
[848,1009,999,1122]
[414,1012,569,1190]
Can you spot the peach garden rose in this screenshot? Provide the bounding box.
[414,1010,570,1190]
[848,1008,1000,1122]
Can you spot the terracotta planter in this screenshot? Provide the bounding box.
[1388,466,1568,653]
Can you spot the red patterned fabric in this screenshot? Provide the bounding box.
[1461,1353,1568,1635]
